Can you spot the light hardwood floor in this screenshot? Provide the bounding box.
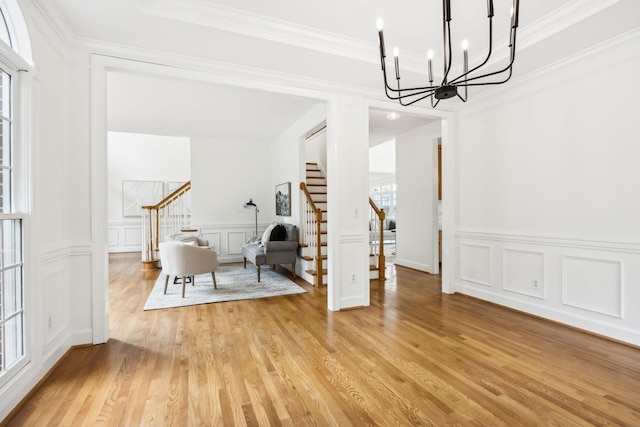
[4,252,640,426]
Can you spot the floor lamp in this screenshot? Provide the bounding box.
[243,199,259,237]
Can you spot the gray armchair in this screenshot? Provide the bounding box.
[241,223,298,282]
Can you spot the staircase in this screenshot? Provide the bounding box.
[299,163,387,285]
[299,163,328,286]
[368,199,386,281]
[140,181,192,269]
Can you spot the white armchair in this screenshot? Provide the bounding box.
[159,242,219,298]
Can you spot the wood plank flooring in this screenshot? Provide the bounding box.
[4,252,640,426]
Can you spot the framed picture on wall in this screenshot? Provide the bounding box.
[275,182,291,216]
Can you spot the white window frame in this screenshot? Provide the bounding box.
[0,55,28,389]
[0,0,32,389]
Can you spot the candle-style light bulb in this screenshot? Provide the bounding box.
[512,0,520,28]
[462,41,469,100]
[427,49,434,83]
[393,47,400,80]
[376,17,386,59]
[487,0,494,17]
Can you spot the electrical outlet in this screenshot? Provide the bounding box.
[533,279,539,289]
[351,274,356,284]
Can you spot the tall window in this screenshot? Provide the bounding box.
[0,3,25,386]
[371,183,397,219]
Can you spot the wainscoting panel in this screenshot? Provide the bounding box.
[124,227,142,248]
[503,249,545,298]
[562,256,622,318]
[227,231,249,257]
[108,222,257,263]
[108,220,143,252]
[456,229,640,346]
[460,243,492,287]
[42,263,68,347]
[338,234,370,309]
[107,227,119,247]
[200,231,221,253]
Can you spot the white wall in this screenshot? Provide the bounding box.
[107,132,190,252]
[305,128,327,172]
[326,96,370,310]
[0,2,96,420]
[369,139,395,174]
[188,137,272,260]
[187,105,325,265]
[454,34,640,346]
[395,122,441,273]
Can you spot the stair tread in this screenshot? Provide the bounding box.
[306,269,328,276]
[301,255,328,261]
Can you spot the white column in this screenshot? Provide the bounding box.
[326,96,370,311]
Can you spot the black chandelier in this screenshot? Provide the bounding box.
[377,0,520,108]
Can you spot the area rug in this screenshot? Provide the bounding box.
[144,263,306,311]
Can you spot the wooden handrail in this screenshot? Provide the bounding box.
[369,197,386,281]
[142,181,191,211]
[300,182,324,287]
[369,198,386,221]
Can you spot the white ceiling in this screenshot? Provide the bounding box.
[38,0,640,142]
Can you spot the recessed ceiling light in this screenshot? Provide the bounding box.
[386,112,401,120]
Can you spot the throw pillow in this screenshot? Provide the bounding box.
[270,223,286,241]
[261,222,278,246]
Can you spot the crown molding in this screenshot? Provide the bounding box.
[138,0,623,78]
[139,0,382,64]
[459,26,640,116]
[27,0,630,112]
[516,0,621,51]
[31,0,77,50]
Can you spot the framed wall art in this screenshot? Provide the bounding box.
[275,182,291,216]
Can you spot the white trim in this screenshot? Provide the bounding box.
[516,0,622,52]
[460,27,640,116]
[138,0,622,77]
[139,0,383,67]
[90,55,109,344]
[457,228,640,254]
[0,0,33,66]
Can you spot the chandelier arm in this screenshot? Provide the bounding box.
[382,64,440,93]
[449,18,494,86]
[441,4,454,85]
[399,91,441,107]
[380,46,440,94]
[381,71,438,100]
[388,87,438,101]
[452,32,517,87]
[456,65,513,87]
[376,0,519,108]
